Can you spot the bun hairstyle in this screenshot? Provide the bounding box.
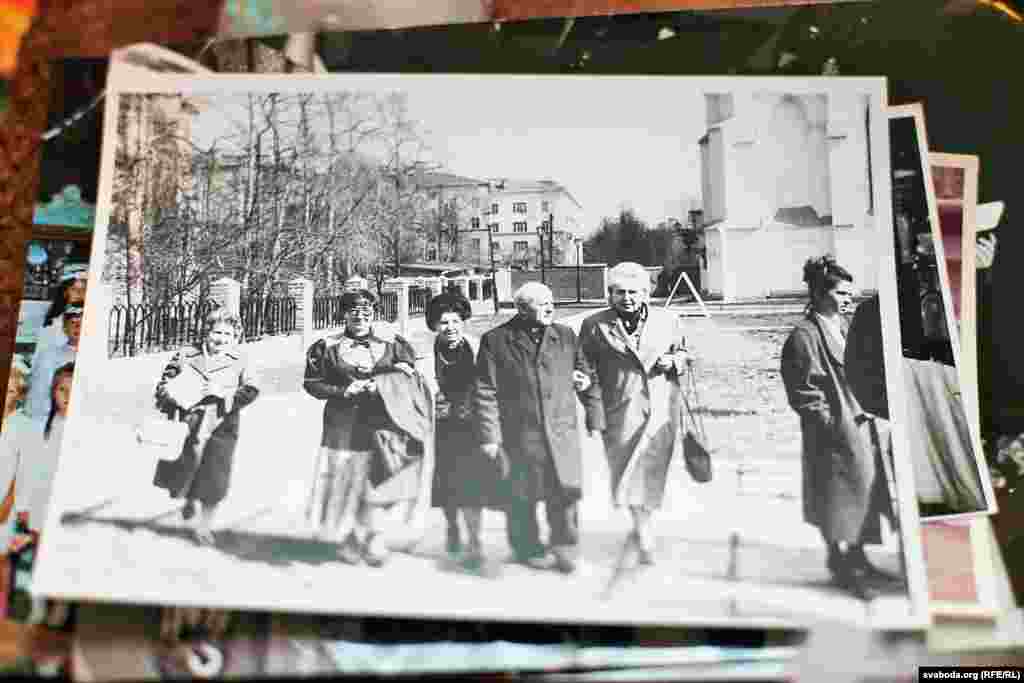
[803,255,853,306]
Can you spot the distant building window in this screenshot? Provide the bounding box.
[426,247,437,261]
[541,200,550,212]
[513,221,527,233]
[513,241,528,253]
[490,203,499,215]
[488,222,499,232]
[513,202,527,214]
[471,238,481,252]
[471,217,480,229]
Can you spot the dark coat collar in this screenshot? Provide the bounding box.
[804,312,846,367]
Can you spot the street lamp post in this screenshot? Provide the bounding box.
[537,223,546,285]
[575,237,583,303]
[547,212,555,272]
[476,182,501,314]
[487,232,499,314]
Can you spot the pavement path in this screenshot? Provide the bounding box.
[33,308,917,628]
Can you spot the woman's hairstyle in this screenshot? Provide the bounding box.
[340,289,377,313]
[426,291,472,332]
[803,255,853,302]
[203,307,242,337]
[513,281,553,308]
[43,261,89,327]
[7,358,29,406]
[44,280,79,328]
[45,362,75,439]
[607,262,652,294]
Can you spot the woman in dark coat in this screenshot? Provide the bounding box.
[424,291,502,569]
[303,289,434,568]
[153,309,259,547]
[780,256,898,601]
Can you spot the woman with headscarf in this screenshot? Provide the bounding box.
[424,291,502,569]
[304,289,434,568]
[780,255,899,602]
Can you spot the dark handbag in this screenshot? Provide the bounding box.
[679,364,712,483]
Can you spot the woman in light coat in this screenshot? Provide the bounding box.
[780,256,898,602]
[153,309,260,547]
[579,262,690,565]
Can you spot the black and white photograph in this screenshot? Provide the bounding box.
[887,106,994,521]
[31,72,927,629]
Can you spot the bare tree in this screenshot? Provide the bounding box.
[107,89,443,329]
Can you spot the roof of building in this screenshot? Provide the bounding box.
[399,262,483,274]
[485,178,584,210]
[413,171,484,189]
[402,171,585,211]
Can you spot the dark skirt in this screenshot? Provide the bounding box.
[431,416,504,509]
[153,408,240,507]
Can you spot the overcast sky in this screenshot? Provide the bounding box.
[189,76,709,235]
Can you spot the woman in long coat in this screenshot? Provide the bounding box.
[780,256,897,601]
[303,289,434,568]
[422,291,502,569]
[154,309,259,547]
[579,262,690,565]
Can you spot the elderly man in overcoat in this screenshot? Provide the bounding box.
[579,262,691,565]
[473,282,605,573]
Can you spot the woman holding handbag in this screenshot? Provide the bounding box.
[152,309,259,547]
[579,262,694,566]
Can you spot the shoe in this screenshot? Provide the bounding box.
[851,555,905,589]
[362,534,390,568]
[337,536,363,565]
[551,548,576,574]
[460,546,485,572]
[192,528,216,548]
[632,531,655,566]
[517,552,558,571]
[828,557,880,602]
[446,525,462,555]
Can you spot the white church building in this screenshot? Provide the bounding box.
[698,92,878,301]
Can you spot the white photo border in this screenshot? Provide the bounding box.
[33,68,929,631]
[888,105,995,521]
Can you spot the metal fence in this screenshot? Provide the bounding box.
[409,286,431,316]
[378,290,399,323]
[108,295,297,358]
[239,296,297,341]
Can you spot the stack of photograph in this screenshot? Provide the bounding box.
[0,3,1021,679]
